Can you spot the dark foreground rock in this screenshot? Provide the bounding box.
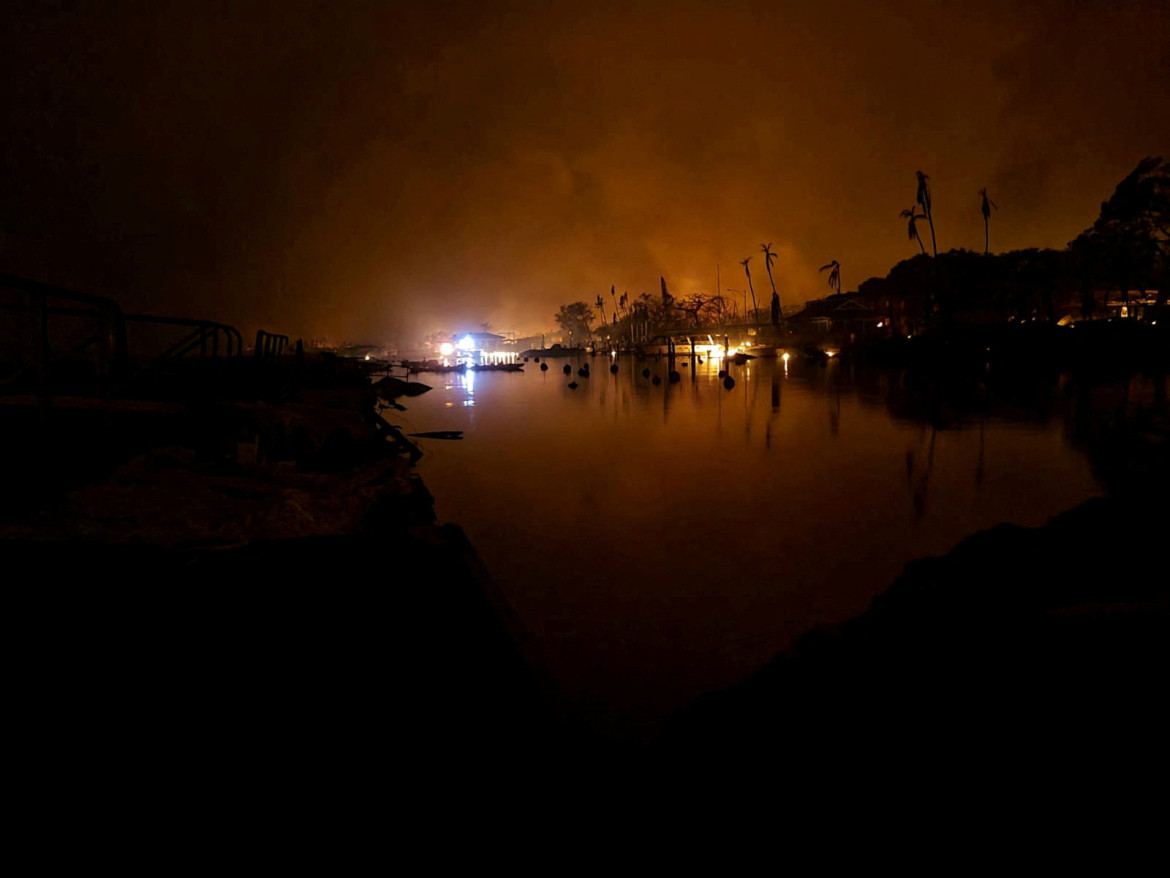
[650,494,1169,814]
[5,525,600,825]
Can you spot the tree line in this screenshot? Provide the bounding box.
[554,157,1168,343]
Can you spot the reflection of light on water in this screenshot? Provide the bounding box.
[462,368,476,405]
[404,354,1110,737]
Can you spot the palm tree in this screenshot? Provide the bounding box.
[819,259,842,296]
[596,294,607,326]
[740,257,758,323]
[900,206,927,255]
[762,242,783,330]
[916,170,937,257]
[980,188,998,255]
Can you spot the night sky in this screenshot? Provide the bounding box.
[2,0,1167,345]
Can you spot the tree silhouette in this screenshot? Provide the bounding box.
[1069,156,1169,320]
[761,242,783,329]
[555,302,595,344]
[740,257,758,323]
[677,293,709,327]
[916,171,938,257]
[980,188,998,255]
[595,293,607,326]
[900,206,927,255]
[819,259,842,296]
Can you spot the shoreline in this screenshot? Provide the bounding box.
[4,343,1167,810]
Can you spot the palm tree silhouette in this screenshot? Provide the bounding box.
[819,259,842,296]
[916,171,937,257]
[980,188,998,255]
[761,243,783,326]
[596,294,607,326]
[900,206,927,255]
[740,257,758,324]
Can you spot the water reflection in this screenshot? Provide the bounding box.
[390,354,1163,740]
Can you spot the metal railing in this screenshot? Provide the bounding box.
[1,274,250,406]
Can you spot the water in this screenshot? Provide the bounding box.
[385,353,1108,739]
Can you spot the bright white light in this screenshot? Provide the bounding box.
[876,321,884,328]
[439,342,455,356]
[457,335,476,351]
[364,355,370,361]
[782,352,790,362]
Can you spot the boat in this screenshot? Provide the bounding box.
[403,360,523,374]
[471,362,523,372]
[737,343,779,358]
[518,344,588,358]
[636,335,726,358]
[404,360,461,374]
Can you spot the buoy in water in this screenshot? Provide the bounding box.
[540,362,549,371]
[610,364,618,374]
[563,364,571,374]
[723,375,736,390]
[568,381,578,389]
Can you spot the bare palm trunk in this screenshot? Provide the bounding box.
[926,211,937,258]
[762,276,781,327]
[984,219,989,256]
[764,267,781,328]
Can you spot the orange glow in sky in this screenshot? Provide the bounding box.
[1,1,1167,344]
